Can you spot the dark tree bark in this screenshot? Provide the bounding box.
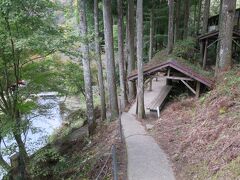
[174,0,181,42]
[127,0,136,101]
[103,0,119,119]
[148,1,154,61]
[193,0,197,35]
[167,0,174,54]
[136,0,145,119]
[183,0,190,38]
[78,0,95,134]
[13,112,29,179]
[202,0,211,34]
[94,0,106,120]
[218,0,224,22]
[197,0,203,35]
[117,0,128,110]
[216,0,236,72]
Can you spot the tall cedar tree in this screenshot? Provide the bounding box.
[148,0,154,61]
[78,0,95,134]
[197,0,203,35]
[183,0,190,38]
[103,0,119,119]
[202,0,211,34]
[168,0,174,54]
[174,0,181,42]
[117,0,128,110]
[94,0,106,120]
[217,0,237,71]
[136,0,145,119]
[127,0,136,100]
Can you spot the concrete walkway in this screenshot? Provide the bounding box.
[121,78,175,180]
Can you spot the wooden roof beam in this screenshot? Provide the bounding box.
[166,76,193,81]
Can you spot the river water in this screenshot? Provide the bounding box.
[0,94,63,178]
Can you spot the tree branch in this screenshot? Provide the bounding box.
[20,50,56,68]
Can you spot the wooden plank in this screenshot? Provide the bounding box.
[147,91,163,109]
[147,85,172,110]
[181,80,196,94]
[153,86,172,107]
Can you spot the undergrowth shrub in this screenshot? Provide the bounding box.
[29,147,66,178]
[173,38,198,61]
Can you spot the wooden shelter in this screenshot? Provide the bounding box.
[198,8,240,69]
[128,60,214,96]
[128,60,214,117]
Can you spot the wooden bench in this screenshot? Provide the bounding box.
[146,85,172,118]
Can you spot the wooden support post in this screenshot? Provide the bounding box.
[166,67,172,85]
[237,11,240,29]
[203,39,208,69]
[167,67,171,77]
[196,81,201,98]
[136,81,138,114]
[157,107,160,118]
[200,40,204,64]
[149,78,152,91]
[136,97,138,114]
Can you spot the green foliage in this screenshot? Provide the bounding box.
[185,161,210,180]
[60,61,85,95]
[151,49,214,78]
[213,156,240,180]
[29,147,66,178]
[173,38,198,61]
[216,67,240,96]
[0,0,79,176]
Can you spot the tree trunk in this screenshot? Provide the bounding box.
[13,132,28,179]
[167,0,174,54]
[183,0,190,38]
[148,1,154,61]
[13,111,28,179]
[127,0,136,101]
[202,0,211,34]
[136,0,145,119]
[117,0,128,111]
[216,0,236,72]
[103,0,119,119]
[174,0,181,42]
[94,0,106,120]
[78,0,95,134]
[193,0,197,35]
[197,0,203,35]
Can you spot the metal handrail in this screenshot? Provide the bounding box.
[96,97,123,180]
[111,145,118,180]
[95,144,119,180]
[95,149,111,180]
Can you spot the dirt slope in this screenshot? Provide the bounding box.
[149,67,240,179]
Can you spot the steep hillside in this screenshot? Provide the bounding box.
[149,66,240,179]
